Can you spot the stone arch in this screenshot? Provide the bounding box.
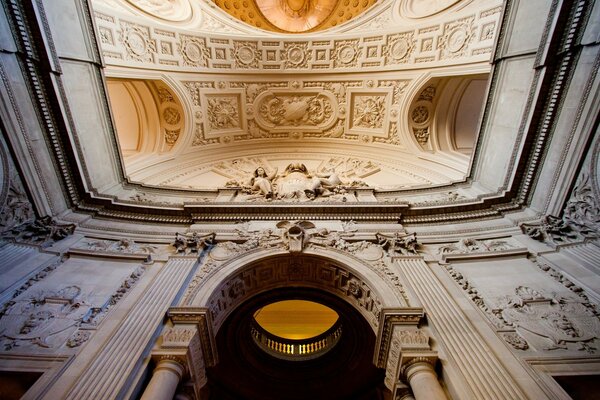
[186,245,412,335]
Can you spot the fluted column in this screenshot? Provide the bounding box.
[141,357,186,400]
[402,359,447,400]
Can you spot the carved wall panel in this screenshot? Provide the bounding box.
[444,256,600,354]
[0,256,147,352]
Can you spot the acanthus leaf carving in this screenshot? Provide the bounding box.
[172,232,216,254]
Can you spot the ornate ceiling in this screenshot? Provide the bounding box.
[212,0,378,33]
[85,0,505,214]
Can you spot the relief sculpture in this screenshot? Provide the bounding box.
[229,162,368,202]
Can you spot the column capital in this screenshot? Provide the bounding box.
[153,356,187,380]
[399,353,438,381]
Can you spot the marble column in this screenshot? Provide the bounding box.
[402,360,447,400]
[141,357,186,400]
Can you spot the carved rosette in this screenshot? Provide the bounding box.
[254,90,337,132]
[200,90,246,136]
[281,42,312,69]
[332,39,361,68]
[348,89,392,137]
[118,22,156,63]
[231,41,261,69]
[384,32,415,65]
[178,35,210,67]
[439,17,475,59]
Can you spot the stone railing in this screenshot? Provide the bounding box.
[250,319,342,361]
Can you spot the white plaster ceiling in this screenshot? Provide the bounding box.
[94,0,501,193]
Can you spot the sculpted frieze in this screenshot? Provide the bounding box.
[437,238,514,255]
[75,238,158,255]
[220,160,370,202]
[254,90,336,131]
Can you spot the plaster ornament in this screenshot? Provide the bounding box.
[0,168,34,233]
[384,33,415,64]
[376,232,419,256]
[172,232,216,254]
[282,43,311,69]
[0,286,89,350]
[502,332,529,351]
[413,127,429,145]
[66,330,91,348]
[76,238,157,255]
[232,42,260,68]
[520,215,588,245]
[258,94,333,127]
[437,238,513,254]
[352,96,386,129]
[178,36,210,67]
[125,0,192,22]
[207,97,240,130]
[439,17,474,59]
[119,22,156,63]
[2,216,75,247]
[164,129,180,145]
[500,287,600,352]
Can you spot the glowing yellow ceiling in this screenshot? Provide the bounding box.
[254,300,339,339]
[212,0,378,33]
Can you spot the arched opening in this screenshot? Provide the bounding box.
[207,287,387,400]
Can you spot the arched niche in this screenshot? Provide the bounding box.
[406,73,488,158]
[106,78,185,164]
[186,245,413,335]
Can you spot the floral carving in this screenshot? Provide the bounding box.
[165,129,180,145]
[502,332,529,350]
[411,106,429,124]
[207,97,240,130]
[352,95,386,129]
[413,127,429,145]
[66,330,91,348]
[0,168,34,233]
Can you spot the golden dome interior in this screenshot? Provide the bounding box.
[212,0,378,33]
